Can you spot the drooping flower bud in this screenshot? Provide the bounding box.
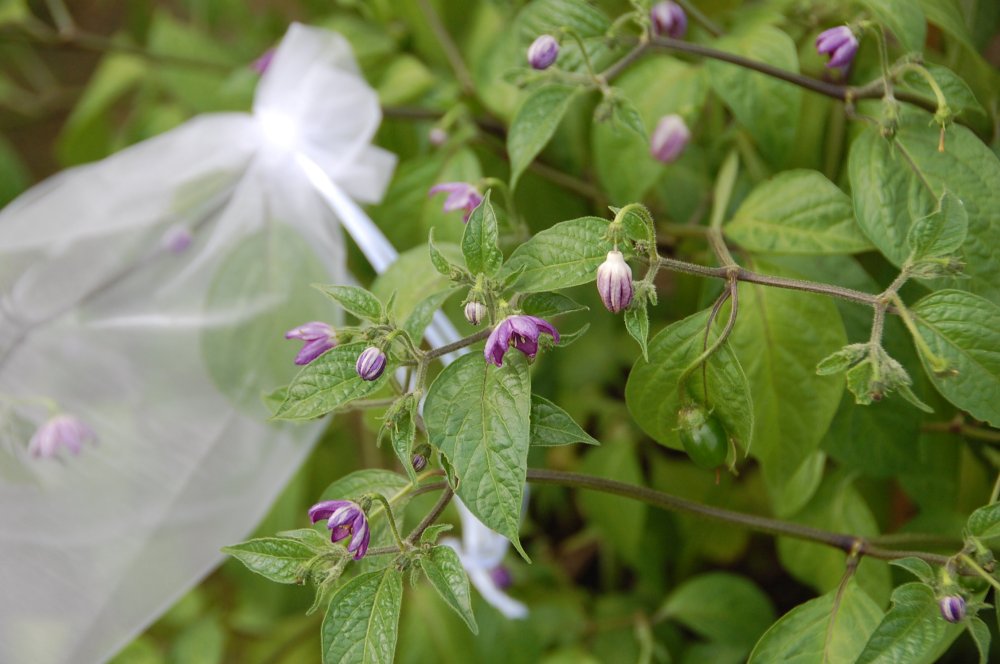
[596,250,633,313]
[650,1,688,39]
[464,301,488,326]
[650,114,691,163]
[429,127,448,146]
[484,315,559,367]
[939,595,966,623]
[411,454,427,472]
[28,414,97,459]
[356,346,387,381]
[308,500,370,560]
[816,26,859,69]
[527,35,559,70]
[285,321,337,365]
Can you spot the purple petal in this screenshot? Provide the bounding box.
[308,500,351,523]
[484,320,512,367]
[295,338,335,365]
[285,321,334,341]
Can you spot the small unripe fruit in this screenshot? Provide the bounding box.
[677,406,728,470]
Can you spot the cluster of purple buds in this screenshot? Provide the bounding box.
[527,34,559,70]
[429,182,483,222]
[484,315,559,367]
[650,1,687,39]
[285,321,337,365]
[309,500,370,560]
[28,414,96,459]
[596,250,634,313]
[464,301,488,326]
[938,595,966,623]
[816,26,859,69]
[356,346,387,381]
[650,114,691,163]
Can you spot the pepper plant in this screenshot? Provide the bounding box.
[6,0,1000,662]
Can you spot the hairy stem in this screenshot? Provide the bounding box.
[415,0,475,95]
[405,486,455,544]
[425,328,493,360]
[526,468,952,565]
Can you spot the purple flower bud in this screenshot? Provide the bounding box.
[411,454,427,472]
[309,500,370,560]
[596,250,633,313]
[251,48,275,75]
[816,26,859,69]
[356,346,387,381]
[465,301,488,326]
[489,565,513,589]
[429,182,483,222]
[650,1,688,39]
[160,225,193,253]
[939,595,965,623]
[650,114,691,164]
[28,414,96,458]
[527,34,560,70]
[484,315,559,367]
[285,321,337,365]
[429,127,448,146]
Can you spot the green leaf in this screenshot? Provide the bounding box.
[373,242,461,323]
[424,352,532,558]
[169,615,225,664]
[501,217,613,293]
[748,581,884,664]
[608,93,647,140]
[390,403,418,484]
[658,573,776,651]
[314,285,384,322]
[860,0,927,54]
[625,307,754,453]
[577,441,646,562]
[728,259,846,495]
[420,545,479,634]
[725,170,872,254]
[906,191,968,260]
[203,225,330,412]
[968,617,991,664]
[899,63,985,118]
[856,583,965,664]
[967,502,1000,540]
[777,472,890,604]
[706,26,802,165]
[222,537,320,585]
[849,110,1000,303]
[272,343,390,421]
[321,568,403,664]
[508,84,581,189]
[519,292,587,318]
[462,190,503,277]
[402,288,459,342]
[530,394,599,447]
[428,229,465,279]
[910,290,1000,426]
[624,301,649,360]
[890,557,936,584]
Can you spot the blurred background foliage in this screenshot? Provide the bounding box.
[1,0,999,662]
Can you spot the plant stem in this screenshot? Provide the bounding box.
[405,486,455,544]
[415,0,475,95]
[371,494,407,550]
[674,0,724,37]
[959,554,1000,592]
[921,421,1000,444]
[425,328,493,360]
[526,468,952,565]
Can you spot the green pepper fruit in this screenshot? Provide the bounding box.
[678,406,729,470]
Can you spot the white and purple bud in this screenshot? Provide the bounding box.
[309,500,370,560]
[356,346,387,381]
[464,301,488,326]
[160,225,193,253]
[484,315,559,367]
[527,35,559,70]
[411,454,427,472]
[429,127,448,146]
[429,182,483,222]
[816,26,859,69]
[650,1,688,39]
[939,595,966,623]
[596,250,633,313]
[28,414,96,459]
[650,114,691,163]
[285,321,337,365]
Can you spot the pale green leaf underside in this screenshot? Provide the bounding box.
[321,568,403,664]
